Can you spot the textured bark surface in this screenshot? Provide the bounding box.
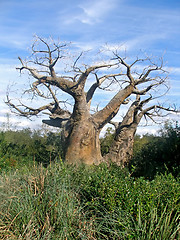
[106,127,136,166]
[65,119,102,165]
[106,96,140,166]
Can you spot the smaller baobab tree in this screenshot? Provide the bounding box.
[6,36,176,165]
[106,91,178,167]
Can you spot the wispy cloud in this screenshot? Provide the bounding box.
[166,67,180,75]
[78,0,117,24]
[0,33,30,50]
[63,0,118,25]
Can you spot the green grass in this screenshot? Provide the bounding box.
[0,161,179,239]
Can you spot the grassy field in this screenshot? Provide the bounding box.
[0,161,179,239]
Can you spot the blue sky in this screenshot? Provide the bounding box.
[0,0,180,133]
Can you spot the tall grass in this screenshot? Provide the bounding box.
[0,161,179,239]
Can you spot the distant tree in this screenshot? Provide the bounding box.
[6,36,177,165]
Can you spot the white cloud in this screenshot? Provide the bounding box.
[73,41,101,52]
[63,0,118,25]
[0,61,20,97]
[166,67,180,75]
[123,33,168,52]
[136,126,159,136]
[0,115,39,130]
[0,21,32,50]
[79,0,117,24]
[102,43,127,53]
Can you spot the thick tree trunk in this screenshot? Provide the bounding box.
[65,119,102,165]
[106,96,141,166]
[106,126,136,167]
[64,93,103,165]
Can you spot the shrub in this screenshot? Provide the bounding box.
[130,122,180,179]
[0,162,179,239]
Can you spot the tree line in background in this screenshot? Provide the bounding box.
[0,127,64,170]
[0,121,179,179]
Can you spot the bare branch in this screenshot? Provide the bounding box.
[86,72,124,106]
[77,62,118,89]
[112,52,135,84]
[73,52,84,71]
[109,120,120,129]
[136,65,167,85]
[6,96,54,117]
[17,56,77,96]
[132,82,161,95]
[93,84,134,129]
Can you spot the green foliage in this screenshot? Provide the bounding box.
[0,164,84,239]
[100,127,114,155]
[131,121,180,179]
[0,129,65,172]
[0,162,179,239]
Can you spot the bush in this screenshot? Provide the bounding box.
[0,129,65,172]
[0,163,94,239]
[130,122,180,179]
[0,162,179,239]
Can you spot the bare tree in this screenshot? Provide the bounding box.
[6,36,171,165]
[106,92,178,167]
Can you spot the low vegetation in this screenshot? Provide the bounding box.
[0,122,179,239]
[0,162,179,239]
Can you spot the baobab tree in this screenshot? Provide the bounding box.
[106,93,178,167]
[6,36,171,165]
